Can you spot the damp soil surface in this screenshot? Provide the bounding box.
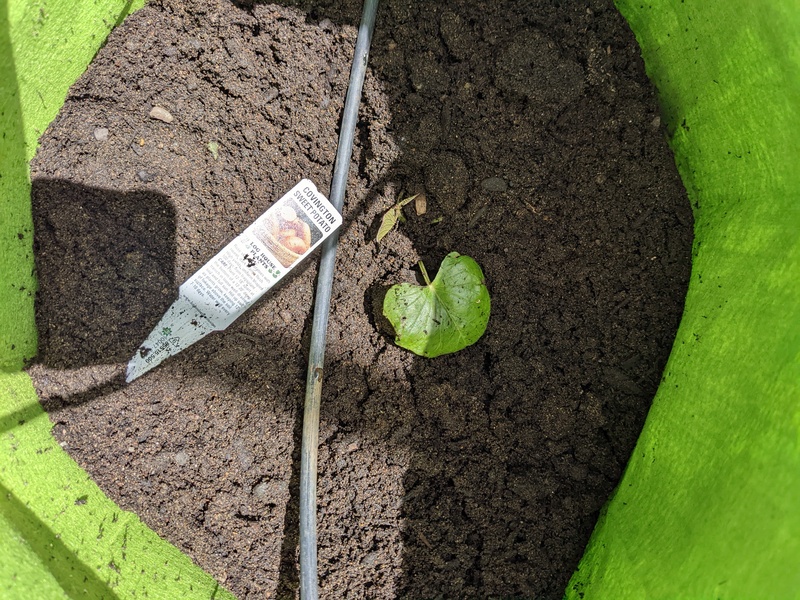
[29,0,693,597]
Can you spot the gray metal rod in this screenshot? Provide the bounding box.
[298,1,379,599]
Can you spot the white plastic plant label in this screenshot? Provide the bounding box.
[126,179,341,382]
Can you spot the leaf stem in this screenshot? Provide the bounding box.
[418,260,431,286]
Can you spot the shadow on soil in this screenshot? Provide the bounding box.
[226,0,684,597]
[31,180,176,369]
[28,0,692,598]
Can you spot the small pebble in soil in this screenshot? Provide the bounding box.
[362,552,380,568]
[481,177,508,193]
[174,451,189,466]
[149,105,174,123]
[137,170,155,183]
[93,127,109,142]
[252,480,290,500]
[253,482,270,499]
[414,191,427,215]
[264,88,279,103]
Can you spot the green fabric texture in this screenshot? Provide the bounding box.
[2,0,136,371]
[0,0,233,598]
[1,374,232,599]
[567,2,800,598]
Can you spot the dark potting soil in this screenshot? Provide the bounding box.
[28,0,693,597]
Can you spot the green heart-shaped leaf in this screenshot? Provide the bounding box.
[383,252,490,357]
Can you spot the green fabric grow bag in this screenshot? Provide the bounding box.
[567,2,800,598]
[1,0,798,597]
